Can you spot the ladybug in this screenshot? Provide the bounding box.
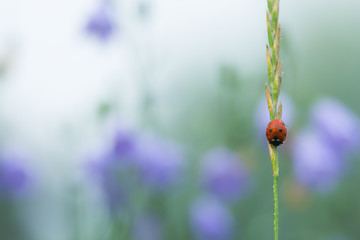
[266,119,287,146]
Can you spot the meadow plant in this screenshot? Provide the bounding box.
[132,214,163,240]
[134,135,184,190]
[89,152,130,214]
[292,98,360,193]
[87,128,138,214]
[87,128,185,240]
[292,130,343,192]
[200,148,249,202]
[311,98,360,152]
[0,153,30,198]
[112,129,138,164]
[190,196,233,240]
[86,1,116,40]
[265,0,283,239]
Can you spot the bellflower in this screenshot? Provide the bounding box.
[292,131,343,193]
[88,129,137,213]
[86,2,115,40]
[201,148,249,201]
[111,128,138,163]
[134,136,184,190]
[190,196,233,240]
[0,153,29,197]
[311,98,360,153]
[88,152,128,214]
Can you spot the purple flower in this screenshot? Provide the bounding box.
[111,128,138,163]
[86,3,115,40]
[132,215,163,240]
[311,98,360,152]
[0,153,30,197]
[254,93,295,144]
[87,129,137,213]
[190,196,233,240]
[88,152,128,214]
[135,136,184,190]
[292,131,343,193]
[201,148,249,201]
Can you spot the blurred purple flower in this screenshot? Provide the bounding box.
[292,131,343,192]
[87,129,137,213]
[133,215,163,240]
[86,2,115,40]
[0,153,29,197]
[135,136,184,190]
[254,93,295,144]
[311,98,360,152]
[190,196,233,240]
[88,152,128,214]
[111,128,138,163]
[201,148,249,201]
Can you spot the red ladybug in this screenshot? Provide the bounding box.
[266,119,287,146]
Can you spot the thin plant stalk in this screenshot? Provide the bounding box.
[265,0,282,239]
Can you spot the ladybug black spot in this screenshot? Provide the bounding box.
[269,129,273,132]
[284,133,287,136]
[279,129,282,132]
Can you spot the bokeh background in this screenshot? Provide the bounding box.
[0,0,360,240]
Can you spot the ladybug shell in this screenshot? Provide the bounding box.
[266,119,287,146]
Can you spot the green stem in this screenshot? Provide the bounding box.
[269,145,279,240]
[273,174,279,240]
[270,122,280,240]
[266,0,281,238]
